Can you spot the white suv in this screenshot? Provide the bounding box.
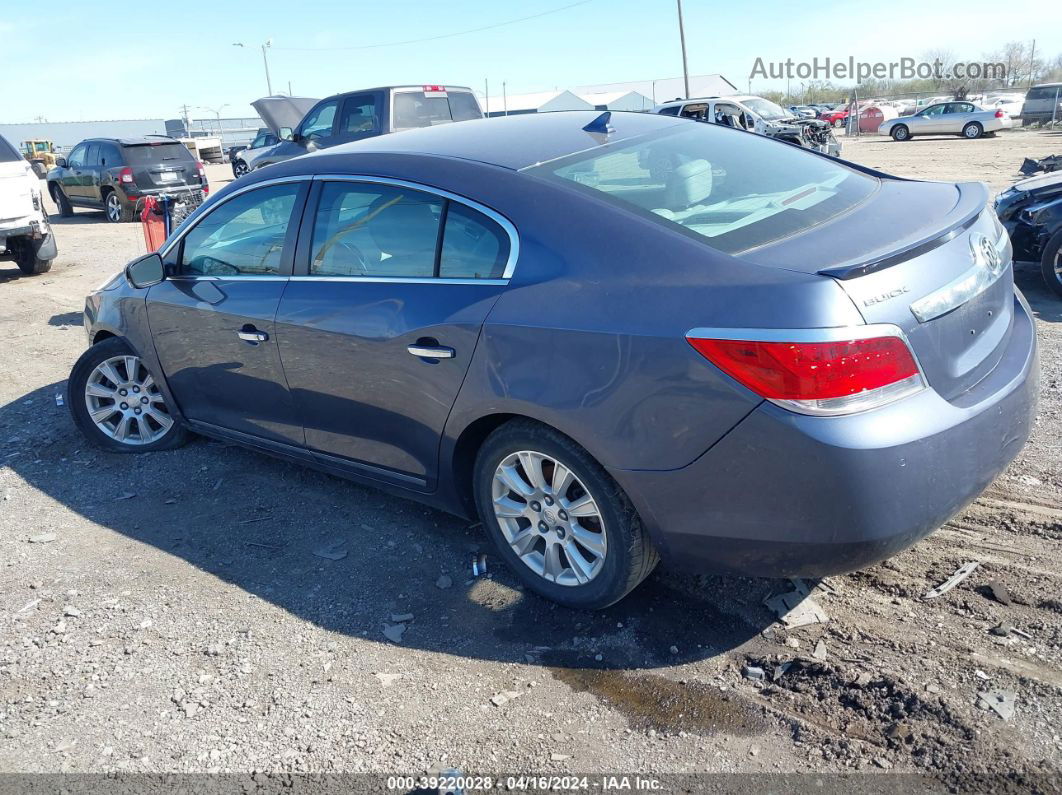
[1,133,57,275]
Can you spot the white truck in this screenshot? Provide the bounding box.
[0,133,56,275]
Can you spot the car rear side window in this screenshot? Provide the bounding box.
[310,182,442,278]
[339,94,380,134]
[529,123,877,255]
[99,143,122,168]
[123,143,194,164]
[439,203,509,279]
[178,183,300,276]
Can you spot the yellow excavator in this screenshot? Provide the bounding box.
[21,140,58,178]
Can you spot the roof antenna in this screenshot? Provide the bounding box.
[582,111,614,135]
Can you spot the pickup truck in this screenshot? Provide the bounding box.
[0,133,56,275]
[240,85,483,174]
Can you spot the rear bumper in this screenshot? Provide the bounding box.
[610,292,1039,577]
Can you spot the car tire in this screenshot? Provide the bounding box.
[50,183,73,217]
[1040,229,1062,300]
[14,237,53,275]
[104,190,134,223]
[962,122,983,139]
[232,159,249,178]
[833,118,844,128]
[891,125,910,141]
[473,419,658,610]
[67,337,187,454]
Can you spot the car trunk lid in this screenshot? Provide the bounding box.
[742,180,1013,402]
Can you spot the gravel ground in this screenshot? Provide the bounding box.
[1,130,1060,793]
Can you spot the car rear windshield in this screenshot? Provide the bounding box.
[0,135,21,163]
[121,143,195,165]
[528,123,878,255]
[392,90,482,130]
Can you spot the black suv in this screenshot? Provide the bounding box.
[47,137,208,223]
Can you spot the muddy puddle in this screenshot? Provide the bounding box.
[550,664,766,736]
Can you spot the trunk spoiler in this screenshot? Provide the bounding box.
[818,182,988,280]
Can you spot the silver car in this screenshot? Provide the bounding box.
[879,101,1012,141]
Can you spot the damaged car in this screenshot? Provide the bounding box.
[0,133,56,275]
[653,95,842,157]
[995,171,1062,297]
[69,111,1036,609]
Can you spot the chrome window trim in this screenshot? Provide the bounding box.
[308,174,520,280]
[157,174,313,262]
[157,173,519,284]
[685,323,928,382]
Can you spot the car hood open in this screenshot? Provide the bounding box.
[251,96,321,135]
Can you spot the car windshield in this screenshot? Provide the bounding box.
[0,134,21,163]
[742,98,788,120]
[529,124,878,255]
[392,90,483,130]
[122,143,194,164]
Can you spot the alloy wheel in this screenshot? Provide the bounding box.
[233,160,249,177]
[1054,248,1062,280]
[106,193,122,222]
[84,355,173,445]
[491,450,608,586]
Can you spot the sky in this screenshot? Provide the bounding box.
[1,0,1059,123]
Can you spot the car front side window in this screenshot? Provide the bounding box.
[67,145,87,168]
[299,101,338,140]
[178,183,301,277]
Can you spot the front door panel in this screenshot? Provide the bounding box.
[147,279,304,445]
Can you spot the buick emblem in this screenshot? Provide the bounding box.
[971,233,1003,275]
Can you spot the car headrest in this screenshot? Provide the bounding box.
[367,196,438,260]
[666,158,713,208]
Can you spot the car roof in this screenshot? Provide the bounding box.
[657,95,757,107]
[81,136,182,146]
[319,84,476,102]
[313,110,688,171]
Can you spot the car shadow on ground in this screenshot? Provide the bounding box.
[1015,262,1062,323]
[47,210,108,226]
[48,311,83,326]
[4,380,782,672]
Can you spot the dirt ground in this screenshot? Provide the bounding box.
[1,129,1060,793]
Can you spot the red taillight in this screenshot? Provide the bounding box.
[118,167,134,184]
[686,332,924,415]
[995,109,1005,118]
[196,161,209,194]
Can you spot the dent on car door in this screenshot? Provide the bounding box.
[147,180,310,446]
[274,179,514,487]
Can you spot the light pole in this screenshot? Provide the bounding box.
[675,0,690,99]
[233,40,273,95]
[196,104,230,140]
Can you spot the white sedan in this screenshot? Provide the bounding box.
[878,101,1012,141]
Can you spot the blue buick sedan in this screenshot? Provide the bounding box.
[70,111,1037,609]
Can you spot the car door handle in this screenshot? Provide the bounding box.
[238,329,269,343]
[407,344,454,359]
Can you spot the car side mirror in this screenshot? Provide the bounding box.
[55,157,67,168]
[126,252,166,289]
[279,127,294,141]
